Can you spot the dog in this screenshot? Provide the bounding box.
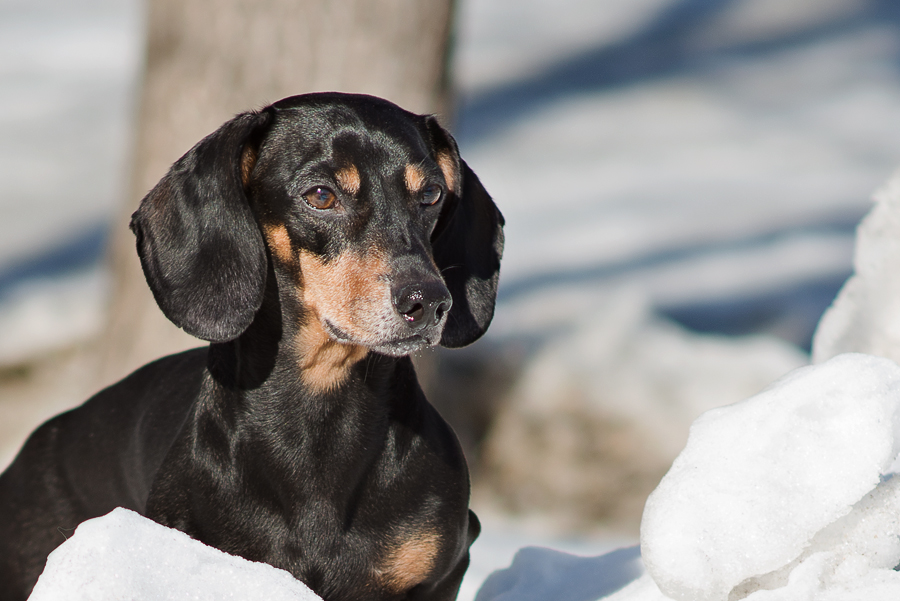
[0,92,504,601]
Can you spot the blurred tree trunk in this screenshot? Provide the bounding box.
[96,0,456,387]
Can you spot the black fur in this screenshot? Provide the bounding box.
[0,93,503,601]
[132,111,271,343]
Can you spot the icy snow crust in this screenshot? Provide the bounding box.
[29,507,322,601]
[641,353,900,601]
[474,354,900,601]
[814,172,900,365]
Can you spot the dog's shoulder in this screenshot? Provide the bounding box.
[2,347,209,509]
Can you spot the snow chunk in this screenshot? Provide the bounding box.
[29,507,321,601]
[640,353,900,601]
[814,171,900,364]
[729,475,900,601]
[474,353,900,601]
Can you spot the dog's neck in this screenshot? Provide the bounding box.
[203,267,403,413]
[194,289,421,506]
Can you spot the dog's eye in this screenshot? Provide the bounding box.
[420,184,442,206]
[304,187,337,210]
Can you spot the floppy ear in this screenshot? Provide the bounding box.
[426,120,505,348]
[130,110,271,343]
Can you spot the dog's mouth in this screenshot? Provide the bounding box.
[322,319,438,357]
[374,336,432,357]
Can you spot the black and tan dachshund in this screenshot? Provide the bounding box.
[0,93,504,601]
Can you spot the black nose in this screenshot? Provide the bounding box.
[393,281,452,330]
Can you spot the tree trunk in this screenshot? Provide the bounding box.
[96,0,456,387]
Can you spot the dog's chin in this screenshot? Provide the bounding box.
[322,320,442,357]
[371,336,433,357]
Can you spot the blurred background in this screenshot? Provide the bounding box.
[1,0,900,572]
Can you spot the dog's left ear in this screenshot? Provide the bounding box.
[424,117,505,348]
[130,110,272,343]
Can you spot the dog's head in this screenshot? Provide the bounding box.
[131,93,504,359]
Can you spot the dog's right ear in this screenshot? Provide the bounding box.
[130,110,272,343]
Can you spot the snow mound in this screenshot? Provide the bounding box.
[641,355,900,601]
[477,353,900,601]
[814,171,900,364]
[29,507,322,601]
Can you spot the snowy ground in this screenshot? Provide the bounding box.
[453,0,900,352]
[472,355,900,601]
[0,0,139,364]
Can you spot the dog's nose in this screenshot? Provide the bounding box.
[393,281,452,330]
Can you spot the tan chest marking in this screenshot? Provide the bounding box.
[377,530,442,594]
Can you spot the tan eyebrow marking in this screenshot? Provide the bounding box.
[404,163,426,193]
[335,164,361,195]
[435,150,458,194]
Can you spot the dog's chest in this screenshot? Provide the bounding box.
[289,424,468,599]
[154,372,471,599]
[286,510,461,601]
[373,528,443,593]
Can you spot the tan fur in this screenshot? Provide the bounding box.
[404,163,426,193]
[377,530,442,593]
[435,150,458,194]
[262,225,376,392]
[295,249,397,391]
[241,144,258,187]
[264,223,295,266]
[297,250,394,340]
[296,318,368,392]
[335,164,361,195]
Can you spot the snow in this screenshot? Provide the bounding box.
[454,0,900,353]
[0,0,139,266]
[478,290,806,527]
[5,0,900,360]
[458,523,634,601]
[0,0,139,363]
[814,171,900,365]
[29,508,321,601]
[641,353,900,601]
[31,506,632,601]
[474,545,643,601]
[0,266,107,364]
[476,354,900,601]
[31,505,630,601]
